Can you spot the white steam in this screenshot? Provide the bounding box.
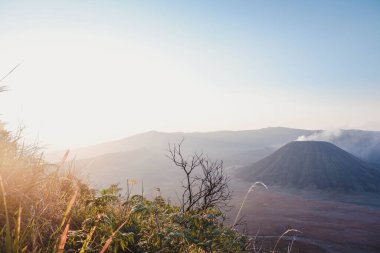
[296,129,342,142]
[296,129,380,164]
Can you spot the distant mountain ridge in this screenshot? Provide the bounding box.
[44,127,380,191]
[46,127,314,162]
[236,141,380,193]
[46,127,380,164]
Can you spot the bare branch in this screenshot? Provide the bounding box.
[168,140,231,212]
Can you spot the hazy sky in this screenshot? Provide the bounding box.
[0,0,379,149]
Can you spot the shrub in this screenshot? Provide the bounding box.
[0,125,249,252]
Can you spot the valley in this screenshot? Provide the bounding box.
[229,184,380,253]
[45,127,380,252]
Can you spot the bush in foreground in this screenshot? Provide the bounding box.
[0,125,249,252]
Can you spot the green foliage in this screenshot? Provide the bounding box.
[67,185,249,252]
[0,125,249,252]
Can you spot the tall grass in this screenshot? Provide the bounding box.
[0,64,300,252]
[233,182,268,227]
[54,180,79,253]
[0,174,11,252]
[0,125,305,252]
[0,125,250,252]
[0,125,82,252]
[0,62,22,83]
[272,229,301,253]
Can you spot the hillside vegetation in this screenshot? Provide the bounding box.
[0,125,250,252]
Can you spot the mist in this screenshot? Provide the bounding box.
[297,129,380,164]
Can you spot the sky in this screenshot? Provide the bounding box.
[0,0,379,149]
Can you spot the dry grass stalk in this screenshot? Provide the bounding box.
[57,217,71,253]
[99,214,132,253]
[79,213,102,253]
[0,174,12,252]
[55,150,70,173]
[0,62,22,83]
[272,229,301,253]
[232,182,268,227]
[14,204,22,253]
[53,180,79,253]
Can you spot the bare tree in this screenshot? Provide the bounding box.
[167,140,232,212]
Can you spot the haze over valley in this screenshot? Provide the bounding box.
[43,127,380,252]
[1,1,380,252]
[46,127,380,191]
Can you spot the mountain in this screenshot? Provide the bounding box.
[46,127,314,164]
[46,128,380,165]
[236,141,380,193]
[45,127,380,191]
[297,129,380,165]
[67,127,313,193]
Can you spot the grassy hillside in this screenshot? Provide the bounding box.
[0,125,250,252]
